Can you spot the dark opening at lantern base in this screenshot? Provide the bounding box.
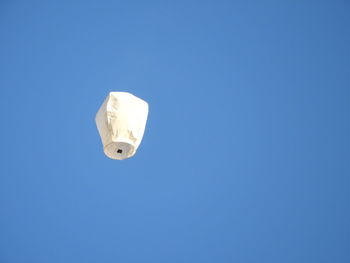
[104,141,135,160]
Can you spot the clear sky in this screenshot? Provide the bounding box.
[0,1,349,262]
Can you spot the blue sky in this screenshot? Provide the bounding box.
[0,1,350,262]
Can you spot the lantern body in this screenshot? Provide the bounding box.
[95,92,149,160]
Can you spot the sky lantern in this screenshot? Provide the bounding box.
[95,92,149,160]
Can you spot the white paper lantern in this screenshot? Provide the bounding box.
[95,92,149,160]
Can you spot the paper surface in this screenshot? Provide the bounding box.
[95,92,149,160]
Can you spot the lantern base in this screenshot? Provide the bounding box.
[104,141,135,160]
